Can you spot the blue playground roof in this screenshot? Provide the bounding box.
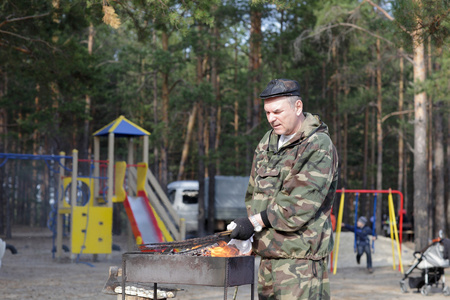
[93,115,150,137]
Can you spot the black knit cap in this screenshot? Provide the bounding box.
[260,78,301,100]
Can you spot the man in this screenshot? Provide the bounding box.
[230,79,339,299]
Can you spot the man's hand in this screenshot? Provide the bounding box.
[229,217,254,240]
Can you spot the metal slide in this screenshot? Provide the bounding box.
[124,193,164,245]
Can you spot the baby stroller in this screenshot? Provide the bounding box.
[400,232,450,296]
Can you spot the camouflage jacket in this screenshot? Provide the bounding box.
[246,112,339,260]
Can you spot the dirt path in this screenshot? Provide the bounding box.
[1,227,448,299]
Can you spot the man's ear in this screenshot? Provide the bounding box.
[295,100,303,116]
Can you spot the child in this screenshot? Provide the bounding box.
[342,216,375,273]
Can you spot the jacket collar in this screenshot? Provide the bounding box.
[267,112,329,153]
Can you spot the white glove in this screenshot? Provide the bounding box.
[227,221,237,231]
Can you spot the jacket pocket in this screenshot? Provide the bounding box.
[257,166,280,178]
[254,166,281,196]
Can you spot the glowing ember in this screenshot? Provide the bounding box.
[209,241,240,257]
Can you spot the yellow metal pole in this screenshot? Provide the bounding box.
[107,132,114,207]
[388,192,396,270]
[333,189,345,275]
[70,149,78,259]
[93,136,100,199]
[127,138,134,196]
[389,190,404,273]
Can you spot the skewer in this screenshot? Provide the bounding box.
[138,230,232,252]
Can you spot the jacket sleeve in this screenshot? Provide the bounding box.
[265,133,337,232]
[245,152,257,214]
[343,223,355,232]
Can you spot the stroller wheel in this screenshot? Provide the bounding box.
[399,280,408,293]
[443,285,450,296]
[421,285,431,296]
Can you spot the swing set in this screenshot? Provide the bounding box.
[331,188,405,274]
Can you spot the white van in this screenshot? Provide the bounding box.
[167,176,249,233]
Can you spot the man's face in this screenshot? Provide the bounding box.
[264,96,303,135]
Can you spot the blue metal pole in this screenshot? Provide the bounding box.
[354,193,359,253]
[372,193,377,252]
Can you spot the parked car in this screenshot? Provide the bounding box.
[167,176,249,234]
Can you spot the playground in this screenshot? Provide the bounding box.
[0,116,185,260]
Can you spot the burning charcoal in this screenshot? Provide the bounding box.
[208,240,240,257]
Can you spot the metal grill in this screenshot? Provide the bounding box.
[121,252,255,300]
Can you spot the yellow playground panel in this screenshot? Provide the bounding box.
[71,206,113,254]
[62,176,113,255]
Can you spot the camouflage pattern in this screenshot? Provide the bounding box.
[258,258,330,300]
[246,112,339,260]
[247,112,338,298]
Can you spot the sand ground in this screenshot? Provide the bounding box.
[1,226,449,299]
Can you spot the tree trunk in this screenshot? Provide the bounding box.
[233,30,240,173]
[331,43,340,178]
[412,14,429,250]
[197,100,206,237]
[31,86,40,227]
[363,68,371,193]
[277,10,284,74]
[177,104,197,180]
[234,100,240,173]
[398,50,408,223]
[433,45,445,236]
[343,112,348,188]
[81,23,94,165]
[160,31,169,190]
[322,61,327,100]
[152,24,159,177]
[196,28,206,236]
[363,105,369,190]
[342,50,349,193]
[398,50,404,195]
[215,106,221,174]
[40,162,49,227]
[427,37,433,237]
[6,162,12,238]
[0,165,4,235]
[376,38,383,234]
[447,115,450,235]
[207,25,220,234]
[245,5,262,172]
[0,70,7,235]
[370,89,376,191]
[433,102,445,235]
[250,5,262,128]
